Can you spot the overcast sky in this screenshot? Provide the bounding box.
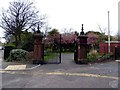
[0,0,119,38]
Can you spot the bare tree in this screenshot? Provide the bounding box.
[0,0,46,47]
[62,28,73,35]
[97,24,107,34]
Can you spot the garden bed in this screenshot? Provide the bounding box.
[86,50,116,64]
[88,58,115,64]
[87,54,115,64]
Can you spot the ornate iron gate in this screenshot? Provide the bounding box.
[74,41,78,64]
[43,34,61,64]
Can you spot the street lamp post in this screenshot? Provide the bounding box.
[108,11,111,53]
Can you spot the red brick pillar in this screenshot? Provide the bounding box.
[33,30,44,64]
[77,24,88,64]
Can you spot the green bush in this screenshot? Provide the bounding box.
[20,32,34,52]
[87,50,101,62]
[7,49,28,61]
[5,43,16,47]
[87,53,96,62]
[25,51,34,61]
[21,39,34,52]
[101,53,112,60]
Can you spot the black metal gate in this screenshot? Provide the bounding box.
[74,41,78,64]
[115,47,120,60]
[43,34,61,64]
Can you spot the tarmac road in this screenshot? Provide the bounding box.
[1,53,119,88]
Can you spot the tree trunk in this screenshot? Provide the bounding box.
[18,34,21,45]
[15,35,18,48]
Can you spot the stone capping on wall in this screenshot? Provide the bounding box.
[105,41,120,43]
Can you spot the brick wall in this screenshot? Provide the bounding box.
[99,42,120,54]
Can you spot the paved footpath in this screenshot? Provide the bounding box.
[0,51,119,88]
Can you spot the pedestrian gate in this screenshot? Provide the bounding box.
[43,35,61,64]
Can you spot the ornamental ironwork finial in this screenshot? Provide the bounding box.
[80,24,84,35]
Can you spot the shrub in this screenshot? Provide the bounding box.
[87,50,100,62]
[87,54,95,62]
[25,51,34,61]
[5,43,16,47]
[7,49,28,61]
[21,39,34,52]
[4,45,15,60]
[101,53,113,60]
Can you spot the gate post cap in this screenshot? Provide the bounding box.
[80,24,84,35]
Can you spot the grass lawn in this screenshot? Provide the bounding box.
[61,52,74,54]
[44,52,59,61]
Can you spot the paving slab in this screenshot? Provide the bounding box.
[4,65,26,70]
